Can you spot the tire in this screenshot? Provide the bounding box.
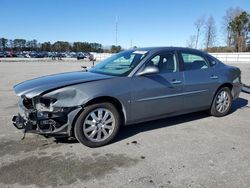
[74,102,121,147]
[209,87,232,117]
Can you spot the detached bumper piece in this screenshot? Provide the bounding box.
[12,111,70,136]
[242,84,250,94]
[12,115,34,130]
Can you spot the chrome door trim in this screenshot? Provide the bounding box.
[136,89,208,102]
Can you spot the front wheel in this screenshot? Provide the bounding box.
[209,87,232,117]
[74,102,121,147]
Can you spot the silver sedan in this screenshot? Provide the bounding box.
[12,47,242,147]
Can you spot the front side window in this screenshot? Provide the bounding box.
[147,52,178,73]
[181,53,209,71]
[89,50,148,76]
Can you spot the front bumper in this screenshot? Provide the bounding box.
[12,107,82,137]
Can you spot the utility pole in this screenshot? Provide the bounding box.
[115,16,118,46]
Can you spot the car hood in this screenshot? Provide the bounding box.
[14,71,114,98]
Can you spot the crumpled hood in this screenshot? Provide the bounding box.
[14,71,113,98]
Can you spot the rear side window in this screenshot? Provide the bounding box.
[206,55,217,66]
[181,53,209,71]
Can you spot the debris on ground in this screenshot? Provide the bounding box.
[242,84,250,94]
[131,141,137,144]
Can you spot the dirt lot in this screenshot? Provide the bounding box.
[0,58,250,188]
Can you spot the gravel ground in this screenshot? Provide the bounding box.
[0,59,250,188]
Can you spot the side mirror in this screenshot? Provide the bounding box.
[137,66,159,76]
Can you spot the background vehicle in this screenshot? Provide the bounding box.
[4,51,17,57]
[0,52,5,58]
[76,52,87,60]
[12,47,242,147]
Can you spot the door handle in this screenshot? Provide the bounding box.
[171,79,182,84]
[210,75,218,79]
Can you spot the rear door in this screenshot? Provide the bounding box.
[178,50,220,110]
[130,50,184,122]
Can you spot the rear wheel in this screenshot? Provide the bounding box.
[209,87,232,117]
[74,102,121,147]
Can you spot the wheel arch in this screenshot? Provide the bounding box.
[216,83,233,92]
[84,96,126,123]
[70,96,126,137]
[210,82,233,107]
[209,82,233,116]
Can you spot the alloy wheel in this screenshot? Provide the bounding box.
[83,108,115,142]
[216,90,230,113]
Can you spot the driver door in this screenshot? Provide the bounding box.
[130,50,184,122]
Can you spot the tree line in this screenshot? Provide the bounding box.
[0,38,122,53]
[187,7,250,52]
[1,7,249,53]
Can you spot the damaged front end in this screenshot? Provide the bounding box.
[12,95,81,137]
[12,70,113,138]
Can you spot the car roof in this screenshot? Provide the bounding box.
[132,47,207,55]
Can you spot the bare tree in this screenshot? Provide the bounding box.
[186,35,196,48]
[222,7,242,47]
[204,16,217,50]
[194,16,205,49]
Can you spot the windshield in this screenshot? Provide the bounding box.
[89,50,148,76]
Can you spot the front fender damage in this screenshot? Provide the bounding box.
[12,87,85,137]
[43,87,89,107]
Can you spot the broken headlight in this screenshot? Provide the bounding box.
[22,97,33,109]
[35,97,57,112]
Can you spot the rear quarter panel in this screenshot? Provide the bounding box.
[217,63,241,99]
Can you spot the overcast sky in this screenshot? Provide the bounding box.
[1,0,249,48]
